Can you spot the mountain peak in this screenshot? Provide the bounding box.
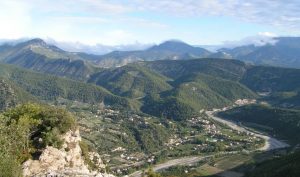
[19,38,48,48]
[147,40,211,57]
[26,38,46,45]
[158,40,189,47]
[149,40,194,51]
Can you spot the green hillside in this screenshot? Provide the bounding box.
[241,66,300,92]
[142,74,256,121]
[139,58,248,81]
[88,64,172,98]
[0,63,137,110]
[241,66,300,108]
[0,39,99,81]
[245,151,300,177]
[0,78,36,110]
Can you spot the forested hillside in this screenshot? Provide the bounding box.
[88,64,172,98]
[245,151,300,177]
[0,39,100,80]
[0,64,137,111]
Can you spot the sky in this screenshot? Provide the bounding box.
[0,0,300,46]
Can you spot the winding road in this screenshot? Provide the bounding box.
[128,107,290,177]
[206,110,289,151]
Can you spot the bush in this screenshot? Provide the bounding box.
[0,103,77,176]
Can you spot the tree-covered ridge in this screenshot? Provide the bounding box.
[138,58,248,81]
[0,78,36,110]
[141,73,256,121]
[245,151,300,177]
[241,66,300,92]
[88,64,172,98]
[1,58,300,121]
[0,103,76,176]
[0,39,100,81]
[0,63,137,110]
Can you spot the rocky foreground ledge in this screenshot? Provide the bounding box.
[22,129,115,177]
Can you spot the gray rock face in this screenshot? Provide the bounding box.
[22,129,115,177]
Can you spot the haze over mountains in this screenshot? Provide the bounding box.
[1,36,300,177]
[1,37,300,69]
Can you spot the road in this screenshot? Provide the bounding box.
[206,110,290,151]
[128,156,209,177]
[128,108,290,177]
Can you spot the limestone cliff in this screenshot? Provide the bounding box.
[22,129,115,177]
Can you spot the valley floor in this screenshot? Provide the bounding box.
[206,110,289,151]
[128,104,290,177]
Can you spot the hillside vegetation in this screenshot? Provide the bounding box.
[142,73,256,120]
[0,63,137,111]
[245,151,300,177]
[0,79,36,110]
[1,56,300,121]
[0,103,76,177]
[139,58,248,81]
[88,64,172,98]
[0,39,99,80]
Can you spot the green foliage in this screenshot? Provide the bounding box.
[126,121,170,152]
[0,154,22,177]
[0,38,99,81]
[0,103,77,176]
[142,73,256,121]
[0,78,36,110]
[144,168,162,177]
[140,58,247,81]
[1,104,76,158]
[246,151,300,177]
[0,63,136,110]
[241,66,300,92]
[79,141,98,171]
[89,64,172,99]
[142,96,196,121]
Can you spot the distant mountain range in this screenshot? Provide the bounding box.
[0,35,300,121]
[0,39,100,80]
[1,37,300,70]
[94,40,212,67]
[219,37,300,68]
[1,37,300,176]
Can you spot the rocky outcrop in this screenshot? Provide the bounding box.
[22,129,115,177]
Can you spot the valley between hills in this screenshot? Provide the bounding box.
[0,39,300,177]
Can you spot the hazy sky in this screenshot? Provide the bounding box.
[0,0,299,45]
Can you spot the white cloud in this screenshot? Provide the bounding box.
[222,32,278,48]
[46,38,153,54]
[125,0,300,32]
[1,0,300,45]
